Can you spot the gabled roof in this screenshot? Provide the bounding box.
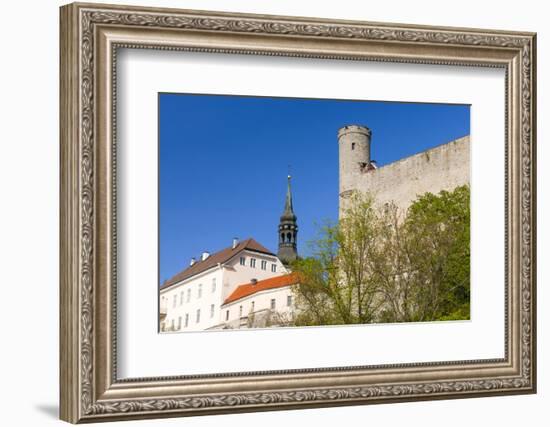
[223,273,300,306]
[160,238,274,290]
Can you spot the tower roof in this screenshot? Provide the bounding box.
[278,175,298,264]
[280,175,297,221]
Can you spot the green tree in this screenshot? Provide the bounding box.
[291,185,470,325]
[291,193,384,326]
[403,185,470,320]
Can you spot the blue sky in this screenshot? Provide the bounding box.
[159,93,470,284]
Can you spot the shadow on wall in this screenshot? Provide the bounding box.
[35,404,58,419]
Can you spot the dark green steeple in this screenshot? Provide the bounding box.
[277,175,298,265]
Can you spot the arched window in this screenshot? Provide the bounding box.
[286,232,292,243]
[280,232,285,242]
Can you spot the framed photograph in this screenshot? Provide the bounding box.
[60,2,537,423]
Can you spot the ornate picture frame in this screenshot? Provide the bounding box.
[60,2,536,423]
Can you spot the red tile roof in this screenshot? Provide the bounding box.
[161,238,274,290]
[223,273,300,305]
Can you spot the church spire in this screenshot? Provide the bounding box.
[278,175,298,265]
[283,175,295,219]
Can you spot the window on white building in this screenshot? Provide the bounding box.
[184,313,189,327]
[271,264,276,273]
[177,316,182,330]
[239,305,243,317]
[212,278,216,293]
[210,304,215,318]
[180,291,184,305]
[250,301,255,312]
[261,260,267,270]
[225,310,229,321]
[196,309,201,323]
[250,258,256,268]
[186,288,191,303]
[198,283,202,298]
[270,298,276,310]
[172,295,177,308]
[171,319,174,330]
[287,295,292,307]
[240,257,245,266]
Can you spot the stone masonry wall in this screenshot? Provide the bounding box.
[340,135,470,214]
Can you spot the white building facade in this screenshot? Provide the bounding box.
[220,273,298,329]
[159,238,290,332]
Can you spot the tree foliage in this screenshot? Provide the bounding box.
[291,185,470,326]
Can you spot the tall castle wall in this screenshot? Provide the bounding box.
[339,128,470,214]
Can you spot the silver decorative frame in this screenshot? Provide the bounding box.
[60,2,536,423]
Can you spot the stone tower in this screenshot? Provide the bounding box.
[277,175,298,265]
[338,125,372,209]
[337,124,470,215]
